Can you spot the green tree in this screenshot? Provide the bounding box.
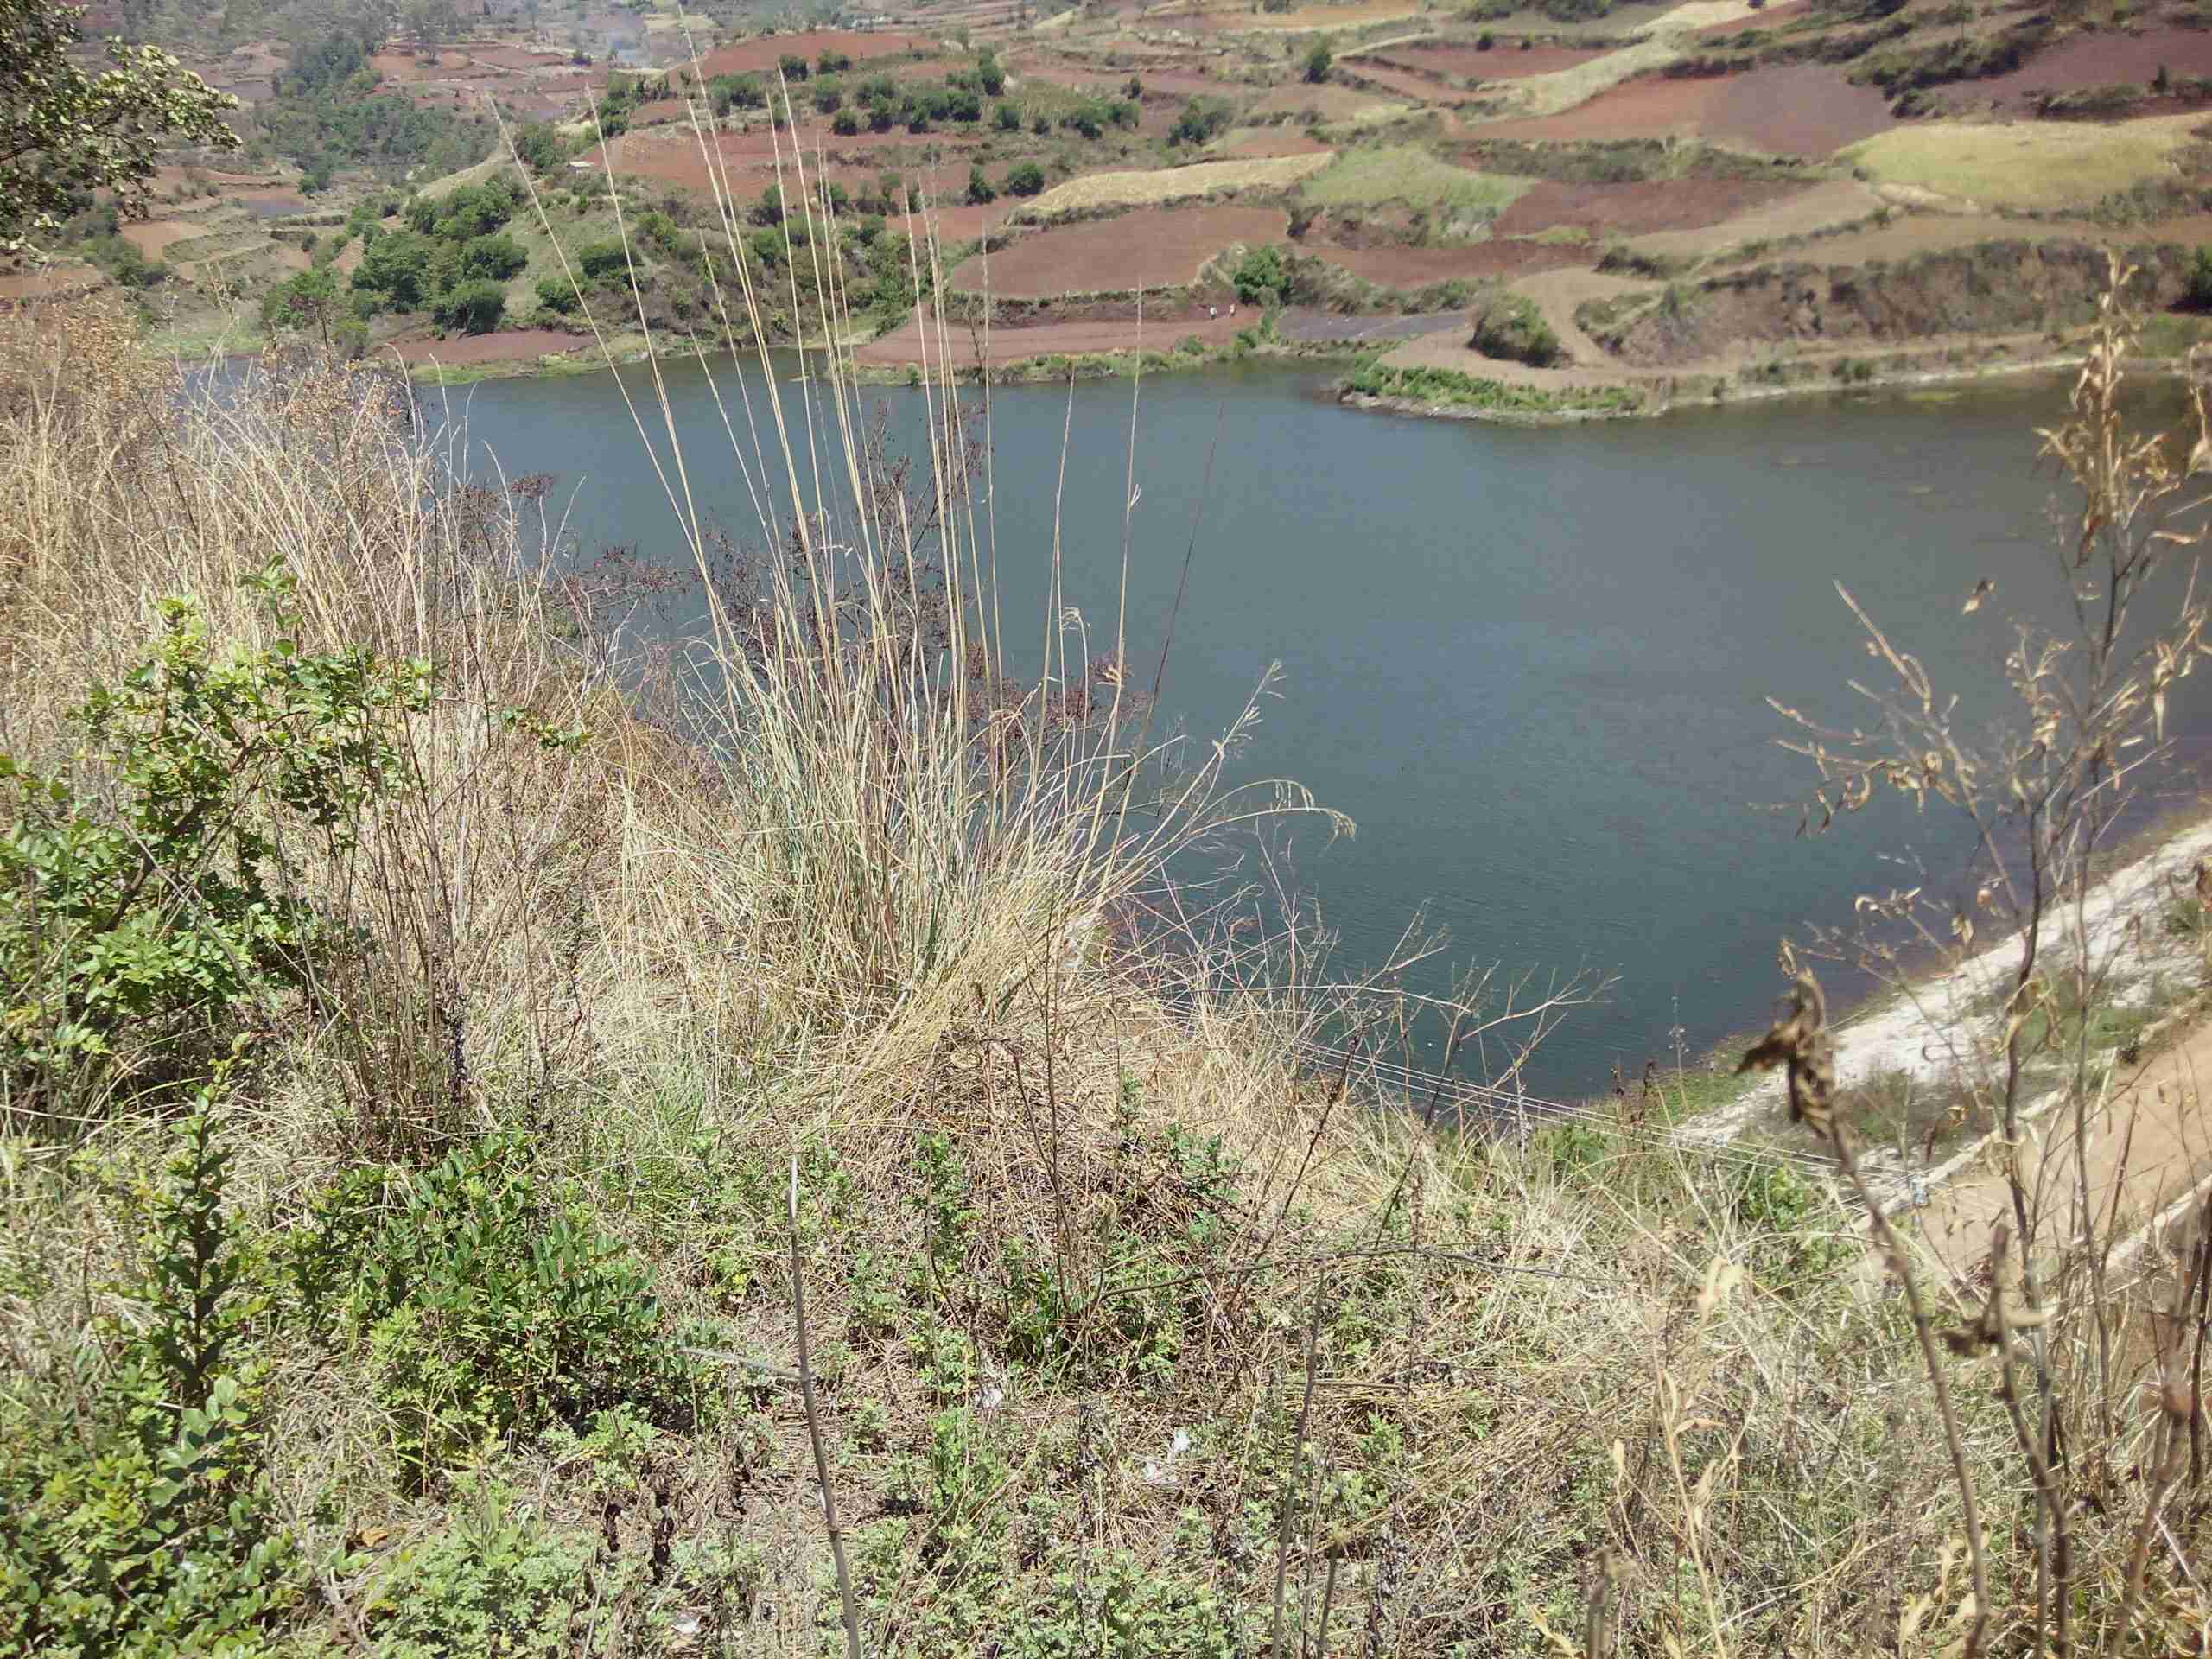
[459,230,526,281]
[965,163,995,206]
[350,227,435,309]
[1,0,241,250]
[1305,37,1334,83]
[1003,160,1046,198]
[260,264,347,346]
[995,100,1020,131]
[431,276,504,333]
[1232,243,1287,306]
[2188,245,2212,309]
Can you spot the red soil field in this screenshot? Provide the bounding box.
[690,30,929,80]
[1311,238,1584,285]
[1703,63,1899,155]
[389,327,585,365]
[1215,127,1333,158]
[1491,175,1804,237]
[468,47,569,69]
[1947,28,2212,111]
[1694,0,1814,36]
[596,123,989,192]
[120,220,203,257]
[1380,43,1608,81]
[0,265,102,304]
[1344,63,1463,102]
[1468,61,1893,155]
[856,309,1247,367]
[949,205,1288,297]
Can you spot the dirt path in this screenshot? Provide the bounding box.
[1908,1008,2212,1286]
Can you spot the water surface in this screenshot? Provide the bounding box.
[432,359,2210,1095]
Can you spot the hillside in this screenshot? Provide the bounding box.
[3,254,2209,1652]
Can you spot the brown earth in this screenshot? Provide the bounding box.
[1310,237,1585,284]
[1938,26,2212,114]
[1912,1007,2212,1288]
[1464,60,1894,154]
[120,220,206,258]
[1703,63,1900,156]
[1599,238,2194,367]
[949,204,1287,296]
[1381,43,1610,82]
[1215,127,1334,158]
[594,124,990,193]
[1493,176,1805,238]
[1338,62,1462,102]
[1252,82,1401,120]
[855,309,1249,366]
[387,327,586,365]
[1624,176,1885,258]
[0,265,102,304]
[1692,0,1815,35]
[467,46,569,70]
[690,30,930,79]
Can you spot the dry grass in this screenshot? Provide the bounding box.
[1017,152,1331,220]
[1,88,2208,1659]
[1840,112,2211,211]
[1299,143,1533,219]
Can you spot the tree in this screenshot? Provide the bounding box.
[777,53,810,83]
[1003,161,1046,198]
[350,228,435,310]
[431,276,505,334]
[977,53,1005,98]
[260,264,346,344]
[1,0,240,251]
[965,162,995,206]
[995,100,1020,131]
[1232,244,1286,307]
[2188,245,2212,310]
[831,107,861,137]
[1304,37,1334,84]
[511,122,565,174]
[459,231,525,281]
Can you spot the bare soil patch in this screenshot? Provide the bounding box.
[1630,176,1885,257]
[389,327,584,365]
[1344,63,1463,102]
[1704,63,1901,156]
[1942,27,2212,114]
[1468,72,1722,142]
[120,219,204,258]
[0,265,101,304]
[1252,82,1401,120]
[1215,126,1333,158]
[1493,175,1802,238]
[691,30,929,79]
[1313,238,1584,283]
[1382,43,1610,81]
[855,310,1246,366]
[467,47,569,70]
[950,204,1287,296]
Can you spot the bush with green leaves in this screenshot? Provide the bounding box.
[296,1128,711,1485]
[2188,245,2212,309]
[0,581,430,1112]
[1231,244,1287,307]
[1004,161,1047,198]
[0,1101,302,1656]
[430,276,505,334]
[1168,97,1233,149]
[1469,294,1564,367]
[364,1477,588,1658]
[459,232,526,282]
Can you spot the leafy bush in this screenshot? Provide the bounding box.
[1305,37,1334,84]
[459,231,526,282]
[431,277,505,334]
[2187,245,2212,310]
[1231,244,1287,306]
[832,105,863,136]
[0,1103,302,1656]
[1168,96,1233,148]
[534,272,581,314]
[351,227,436,309]
[298,1129,710,1484]
[1004,161,1047,198]
[995,99,1021,131]
[1469,294,1563,367]
[0,586,428,1109]
[575,238,629,280]
[967,164,997,206]
[364,1478,588,1658]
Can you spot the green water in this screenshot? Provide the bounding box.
[431,357,2209,1096]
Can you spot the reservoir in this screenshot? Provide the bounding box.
[434,354,2209,1096]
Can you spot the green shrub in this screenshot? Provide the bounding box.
[1004,161,1047,198]
[364,1477,587,1657]
[1232,244,1287,307]
[430,277,505,334]
[575,238,628,280]
[2187,245,2212,310]
[966,163,997,206]
[534,272,581,314]
[0,1102,302,1656]
[1469,294,1564,367]
[833,105,862,136]
[300,1129,710,1485]
[459,231,526,282]
[1168,96,1234,148]
[0,586,428,1111]
[1305,37,1334,84]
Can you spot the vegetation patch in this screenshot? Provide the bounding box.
[1341,359,1643,414]
[1297,143,1534,226]
[1840,112,2212,211]
[1018,153,1332,219]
